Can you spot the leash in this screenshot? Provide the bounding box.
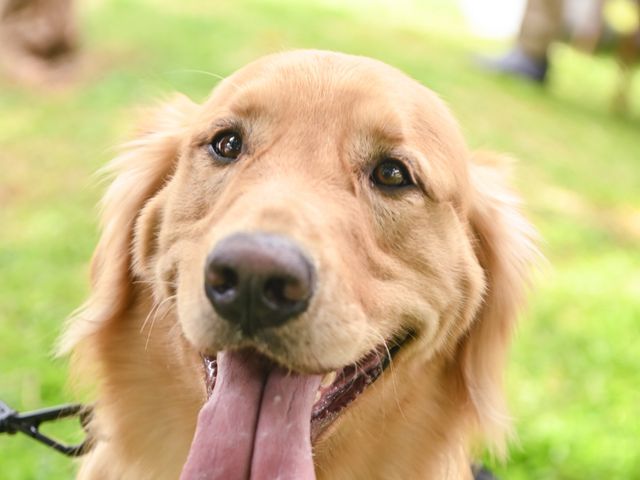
[0,399,92,457]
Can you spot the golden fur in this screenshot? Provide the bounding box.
[61,50,538,480]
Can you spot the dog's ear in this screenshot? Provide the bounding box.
[460,151,539,456]
[58,94,197,354]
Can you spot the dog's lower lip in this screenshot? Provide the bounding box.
[309,332,411,442]
[199,331,412,442]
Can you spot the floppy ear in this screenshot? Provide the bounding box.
[460,151,540,456]
[58,94,197,354]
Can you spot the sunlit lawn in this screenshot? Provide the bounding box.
[1,1,638,478]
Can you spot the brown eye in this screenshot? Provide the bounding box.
[209,131,242,161]
[372,160,412,188]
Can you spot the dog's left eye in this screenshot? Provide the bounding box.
[209,131,243,161]
[371,160,413,188]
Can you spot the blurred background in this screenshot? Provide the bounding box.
[0,0,638,478]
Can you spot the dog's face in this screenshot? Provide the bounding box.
[140,52,483,371]
[66,51,537,479]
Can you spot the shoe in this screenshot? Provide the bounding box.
[478,47,548,83]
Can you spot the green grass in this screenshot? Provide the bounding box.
[1,1,639,478]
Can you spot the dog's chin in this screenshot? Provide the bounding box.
[201,330,413,445]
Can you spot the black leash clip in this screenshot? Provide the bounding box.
[0,399,91,457]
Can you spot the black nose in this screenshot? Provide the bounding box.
[204,233,315,334]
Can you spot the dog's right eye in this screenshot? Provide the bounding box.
[209,131,243,161]
[371,159,413,189]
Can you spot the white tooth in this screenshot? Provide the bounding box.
[314,390,321,403]
[321,371,337,388]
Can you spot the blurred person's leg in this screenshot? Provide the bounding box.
[611,4,640,113]
[481,0,563,82]
[518,0,563,59]
[0,0,77,84]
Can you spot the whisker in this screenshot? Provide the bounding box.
[166,68,227,81]
[132,279,177,287]
[144,298,175,351]
[165,69,243,91]
[143,294,177,350]
[140,298,163,334]
[371,329,408,423]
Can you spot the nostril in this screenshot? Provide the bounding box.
[263,277,286,307]
[263,276,309,308]
[207,266,239,296]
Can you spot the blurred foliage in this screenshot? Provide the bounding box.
[0,0,638,479]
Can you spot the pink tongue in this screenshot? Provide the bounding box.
[180,350,321,480]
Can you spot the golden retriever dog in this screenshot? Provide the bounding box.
[60,50,538,480]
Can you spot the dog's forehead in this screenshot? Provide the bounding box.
[202,51,448,133]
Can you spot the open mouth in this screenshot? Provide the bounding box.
[201,331,411,443]
[183,332,413,479]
